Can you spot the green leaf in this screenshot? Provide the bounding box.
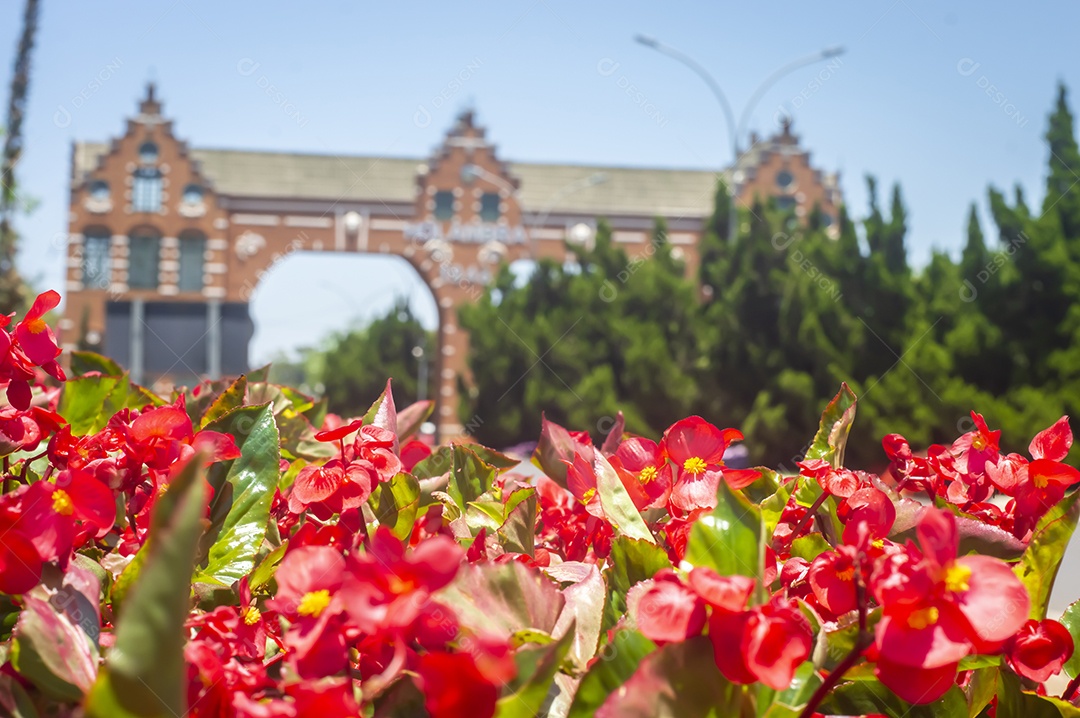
[58,375,130,435]
[85,457,208,718]
[495,626,574,718]
[372,473,422,541]
[412,445,454,480]
[804,383,857,468]
[199,374,247,428]
[995,668,1080,717]
[567,630,658,718]
[69,351,123,377]
[197,404,280,585]
[497,488,538,556]
[589,636,747,717]
[436,562,564,639]
[553,564,606,671]
[756,661,821,716]
[602,537,672,630]
[819,681,968,718]
[1060,599,1080,678]
[396,400,434,441]
[248,542,287,593]
[595,451,655,543]
[1015,491,1080,619]
[685,481,764,586]
[362,378,397,437]
[11,594,98,701]
[531,414,576,488]
[790,533,833,562]
[449,445,496,508]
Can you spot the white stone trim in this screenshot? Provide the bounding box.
[614,231,646,244]
[207,238,228,250]
[160,260,180,271]
[232,213,280,226]
[669,232,696,245]
[202,286,226,298]
[161,236,179,248]
[204,263,227,274]
[371,219,408,231]
[110,282,128,293]
[285,215,332,228]
[529,228,564,241]
[159,285,179,295]
[66,280,84,291]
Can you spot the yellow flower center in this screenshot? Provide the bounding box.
[297,589,331,617]
[387,574,419,595]
[1033,473,1049,489]
[836,566,855,582]
[944,563,972,593]
[971,435,987,451]
[582,487,596,503]
[638,466,658,484]
[907,606,940,630]
[242,606,262,626]
[51,489,74,516]
[683,457,708,475]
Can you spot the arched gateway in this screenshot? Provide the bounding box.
[63,85,842,439]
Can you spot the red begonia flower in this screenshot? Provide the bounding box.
[610,436,672,510]
[1005,618,1074,683]
[314,418,363,443]
[840,486,896,543]
[14,290,62,366]
[1029,416,1072,462]
[417,651,499,718]
[630,571,706,643]
[661,416,743,512]
[709,597,811,690]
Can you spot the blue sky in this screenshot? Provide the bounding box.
[3,1,1078,362]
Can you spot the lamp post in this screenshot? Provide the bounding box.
[634,35,844,242]
[412,343,428,403]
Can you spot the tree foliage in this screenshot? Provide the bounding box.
[462,84,1080,469]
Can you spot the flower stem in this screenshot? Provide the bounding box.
[798,550,870,718]
[791,489,829,538]
[1063,672,1080,703]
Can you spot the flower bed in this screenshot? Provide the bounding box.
[2,291,1080,717]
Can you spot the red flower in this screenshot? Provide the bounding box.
[796,458,862,498]
[1005,618,1074,683]
[709,596,811,690]
[840,486,896,543]
[629,570,706,643]
[287,458,377,519]
[0,495,42,594]
[401,439,433,472]
[267,545,350,678]
[343,526,463,634]
[660,416,745,512]
[417,651,499,718]
[14,291,63,367]
[871,507,1030,703]
[610,437,672,510]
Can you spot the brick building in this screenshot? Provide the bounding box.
[64,85,841,438]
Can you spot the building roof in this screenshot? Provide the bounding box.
[72,142,725,219]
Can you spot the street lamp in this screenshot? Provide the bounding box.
[634,35,845,242]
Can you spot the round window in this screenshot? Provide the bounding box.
[182,184,204,204]
[776,170,795,189]
[89,180,110,200]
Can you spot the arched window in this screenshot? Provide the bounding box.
[433,190,454,221]
[138,141,159,164]
[128,227,161,289]
[479,192,500,223]
[133,167,163,212]
[178,230,206,292]
[81,227,111,290]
